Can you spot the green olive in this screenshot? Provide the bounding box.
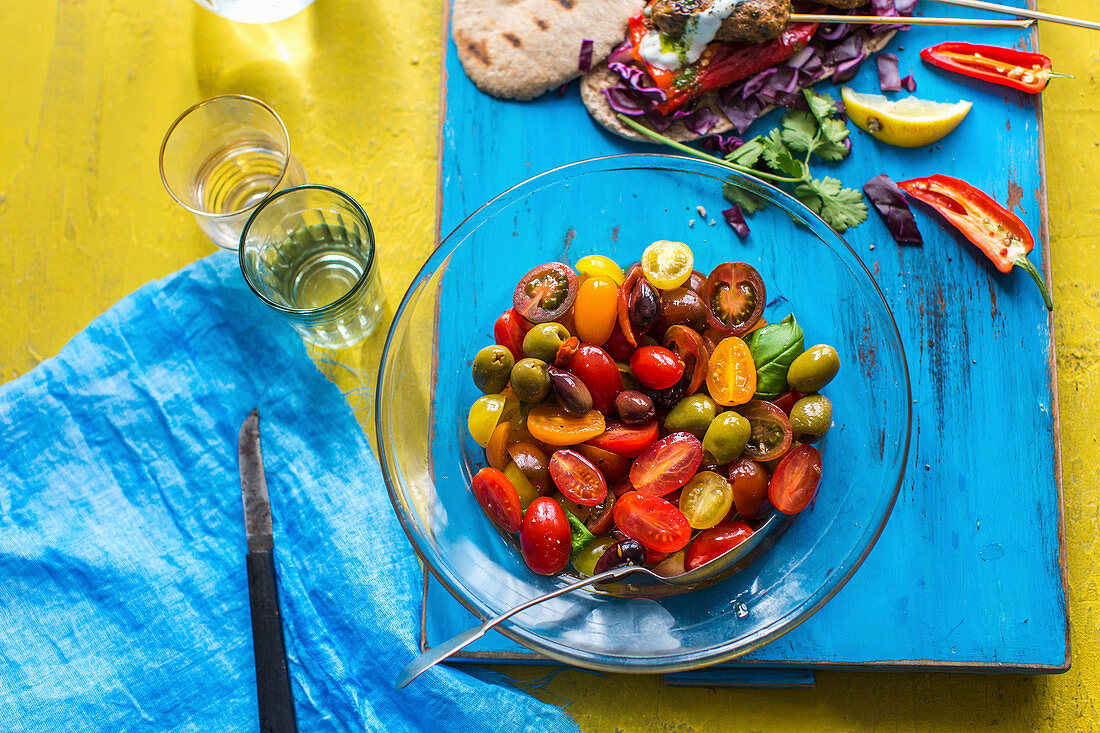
[510,357,551,403]
[664,394,718,438]
[522,322,571,363]
[471,344,515,394]
[702,411,751,464]
[573,536,617,577]
[789,395,833,443]
[786,344,840,393]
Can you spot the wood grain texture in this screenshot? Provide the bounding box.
[3,0,1100,730]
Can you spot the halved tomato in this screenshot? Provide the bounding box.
[585,419,659,458]
[629,432,703,496]
[613,492,692,553]
[706,337,757,407]
[470,467,522,533]
[507,441,553,494]
[769,444,822,515]
[513,262,578,323]
[576,443,632,482]
[684,521,753,571]
[678,471,734,529]
[527,404,606,446]
[663,325,709,394]
[704,262,765,335]
[494,308,531,362]
[738,400,793,461]
[548,449,608,506]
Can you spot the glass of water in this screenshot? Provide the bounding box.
[191,0,316,23]
[159,94,307,250]
[239,185,385,348]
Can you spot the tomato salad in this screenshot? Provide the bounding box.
[466,241,839,578]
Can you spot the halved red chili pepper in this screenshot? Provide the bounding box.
[898,175,1053,311]
[627,13,818,115]
[920,42,1071,94]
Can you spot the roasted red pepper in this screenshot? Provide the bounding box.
[920,42,1071,94]
[627,12,818,115]
[898,175,1053,311]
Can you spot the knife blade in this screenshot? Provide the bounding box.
[238,409,298,733]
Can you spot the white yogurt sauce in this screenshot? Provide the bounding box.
[638,0,746,72]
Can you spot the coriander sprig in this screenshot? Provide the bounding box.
[617,89,869,232]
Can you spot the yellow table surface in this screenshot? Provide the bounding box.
[2,1,1098,730]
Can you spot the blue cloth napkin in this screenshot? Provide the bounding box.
[0,253,579,733]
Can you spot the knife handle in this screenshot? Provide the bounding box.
[246,550,299,733]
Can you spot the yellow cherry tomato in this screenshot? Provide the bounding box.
[706,337,757,407]
[575,255,626,286]
[503,461,540,509]
[468,394,506,447]
[641,240,693,290]
[679,471,734,529]
[573,276,618,345]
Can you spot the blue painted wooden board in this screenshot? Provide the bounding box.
[424,1,1067,671]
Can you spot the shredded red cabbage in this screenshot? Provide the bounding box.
[579,39,594,73]
[877,53,902,92]
[863,174,923,245]
[832,55,866,84]
[722,205,750,238]
[604,87,653,116]
[901,73,916,92]
[700,134,745,155]
[607,40,634,65]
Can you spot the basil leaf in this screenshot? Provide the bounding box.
[746,314,804,399]
[565,509,595,558]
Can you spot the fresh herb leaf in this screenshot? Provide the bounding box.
[813,118,851,161]
[804,89,838,125]
[761,129,805,179]
[727,137,765,168]
[723,182,766,214]
[796,177,868,232]
[780,111,819,154]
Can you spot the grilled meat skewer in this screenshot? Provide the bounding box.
[650,0,870,45]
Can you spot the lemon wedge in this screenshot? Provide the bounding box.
[841,87,972,148]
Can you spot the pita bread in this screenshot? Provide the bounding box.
[452,0,646,101]
[581,29,898,141]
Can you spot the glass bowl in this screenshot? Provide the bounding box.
[376,154,911,673]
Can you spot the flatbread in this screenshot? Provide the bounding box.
[452,0,647,101]
[581,29,898,141]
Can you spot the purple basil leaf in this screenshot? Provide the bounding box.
[877,53,902,92]
[578,39,594,72]
[863,174,923,245]
[722,206,750,238]
[901,73,917,92]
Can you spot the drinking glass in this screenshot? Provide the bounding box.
[191,0,316,24]
[159,94,307,250]
[239,185,385,348]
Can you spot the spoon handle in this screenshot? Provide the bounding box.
[394,565,640,688]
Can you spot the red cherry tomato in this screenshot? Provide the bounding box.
[555,337,623,413]
[584,419,660,458]
[629,345,685,390]
[494,308,530,362]
[738,400,793,461]
[513,262,578,323]
[576,443,632,482]
[772,389,805,416]
[704,262,766,335]
[727,457,769,520]
[470,467,522,533]
[769,444,822,515]
[602,321,636,362]
[645,547,671,565]
[613,492,692,553]
[629,432,704,497]
[519,497,572,574]
[616,264,644,347]
[684,521,753,571]
[662,325,709,395]
[548,449,608,506]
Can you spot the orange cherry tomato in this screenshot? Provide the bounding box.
[485,421,512,470]
[706,336,757,406]
[527,403,606,446]
[573,276,619,346]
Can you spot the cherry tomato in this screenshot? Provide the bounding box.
[738,400,793,461]
[584,496,616,535]
[678,471,734,529]
[704,262,766,335]
[772,389,805,415]
[686,269,707,295]
[494,308,530,362]
[470,467,522,533]
[585,419,659,458]
[526,403,606,446]
[468,394,506,447]
[629,345,685,390]
[645,547,671,566]
[576,443,631,482]
[769,444,822,515]
[602,322,636,362]
[485,421,513,470]
[663,325,709,395]
[727,457,769,520]
[575,254,626,286]
[503,461,541,509]
[554,338,623,413]
[616,264,644,347]
[684,521,753,571]
[520,497,572,574]
[629,432,704,497]
[507,441,553,494]
[640,240,694,290]
[611,476,636,497]
[549,449,608,506]
[706,337,757,407]
[613,492,692,553]
[573,276,619,346]
[514,262,578,323]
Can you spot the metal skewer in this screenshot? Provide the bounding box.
[926,0,1100,31]
[789,13,1033,27]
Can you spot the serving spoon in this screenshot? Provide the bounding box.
[395,564,692,689]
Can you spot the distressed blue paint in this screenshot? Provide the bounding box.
[425,1,1067,670]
